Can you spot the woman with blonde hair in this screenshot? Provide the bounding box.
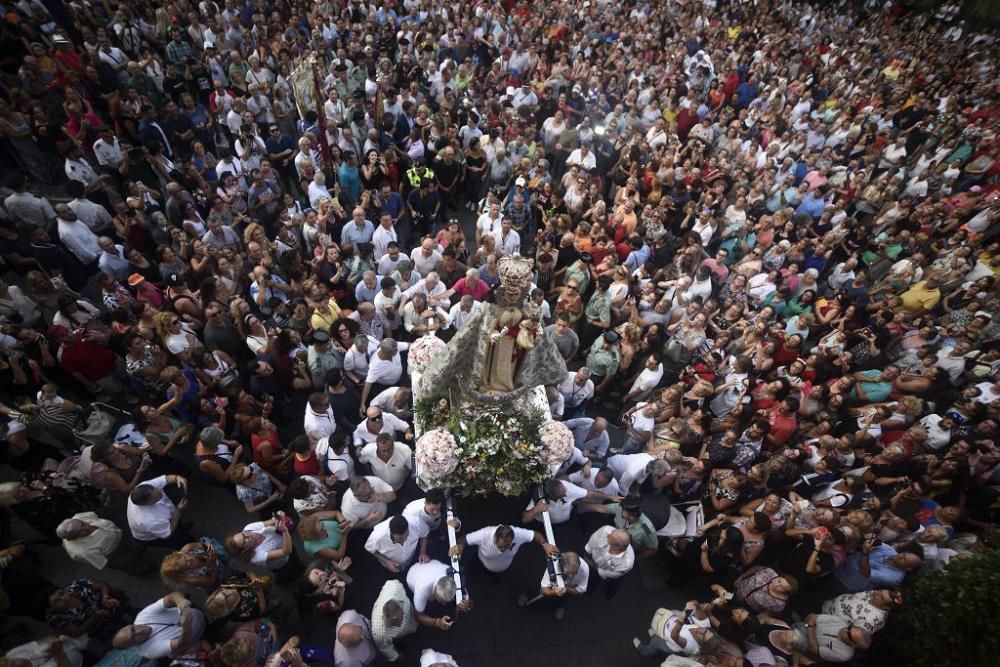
[154,311,200,365]
[297,511,351,563]
[229,297,251,327]
[160,539,230,591]
[243,222,268,247]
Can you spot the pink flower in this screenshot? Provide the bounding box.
[415,428,459,479]
[409,334,447,373]
[538,420,574,465]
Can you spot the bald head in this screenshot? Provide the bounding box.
[608,528,631,552]
[337,623,365,647]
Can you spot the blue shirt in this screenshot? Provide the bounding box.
[796,193,826,219]
[767,186,799,213]
[338,163,361,204]
[836,544,905,591]
[378,192,404,220]
[736,81,759,109]
[624,245,650,270]
[341,219,375,247]
[355,280,380,304]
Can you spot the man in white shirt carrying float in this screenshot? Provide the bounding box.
[516,551,589,621]
[450,524,558,583]
[365,514,428,573]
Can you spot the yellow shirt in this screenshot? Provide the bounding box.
[899,281,940,314]
[310,298,342,331]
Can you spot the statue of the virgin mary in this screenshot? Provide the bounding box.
[418,255,567,403]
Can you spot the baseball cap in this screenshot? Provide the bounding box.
[312,330,331,343]
[515,176,526,187]
[622,497,642,513]
[603,331,619,343]
[127,273,145,287]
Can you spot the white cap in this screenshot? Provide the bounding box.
[515,177,526,187]
[204,40,215,49]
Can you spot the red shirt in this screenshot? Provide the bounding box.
[452,276,490,301]
[55,48,85,74]
[251,432,282,470]
[767,409,798,447]
[294,452,320,476]
[676,108,698,142]
[59,337,117,381]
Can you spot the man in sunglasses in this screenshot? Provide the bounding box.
[352,406,412,450]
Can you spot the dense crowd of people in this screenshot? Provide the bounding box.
[0,0,999,664]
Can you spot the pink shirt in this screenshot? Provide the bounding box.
[452,276,490,301]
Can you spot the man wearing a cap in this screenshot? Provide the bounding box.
[579,274,613,351]
[52,34,85,73]
[307,330,343,389]
[586,331,622,395]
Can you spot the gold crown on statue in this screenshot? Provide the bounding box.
[497,255,533,291]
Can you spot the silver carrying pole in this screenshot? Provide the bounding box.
[445,491,465,605]
[534,484,565,589]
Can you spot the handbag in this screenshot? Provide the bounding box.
[77,408,115,441]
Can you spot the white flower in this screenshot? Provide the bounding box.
[415,429,459,479]
[408,334,447,373]
[537,420,574,465]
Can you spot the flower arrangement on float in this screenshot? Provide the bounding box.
[414,396,566,496]
[408,334,447,373]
